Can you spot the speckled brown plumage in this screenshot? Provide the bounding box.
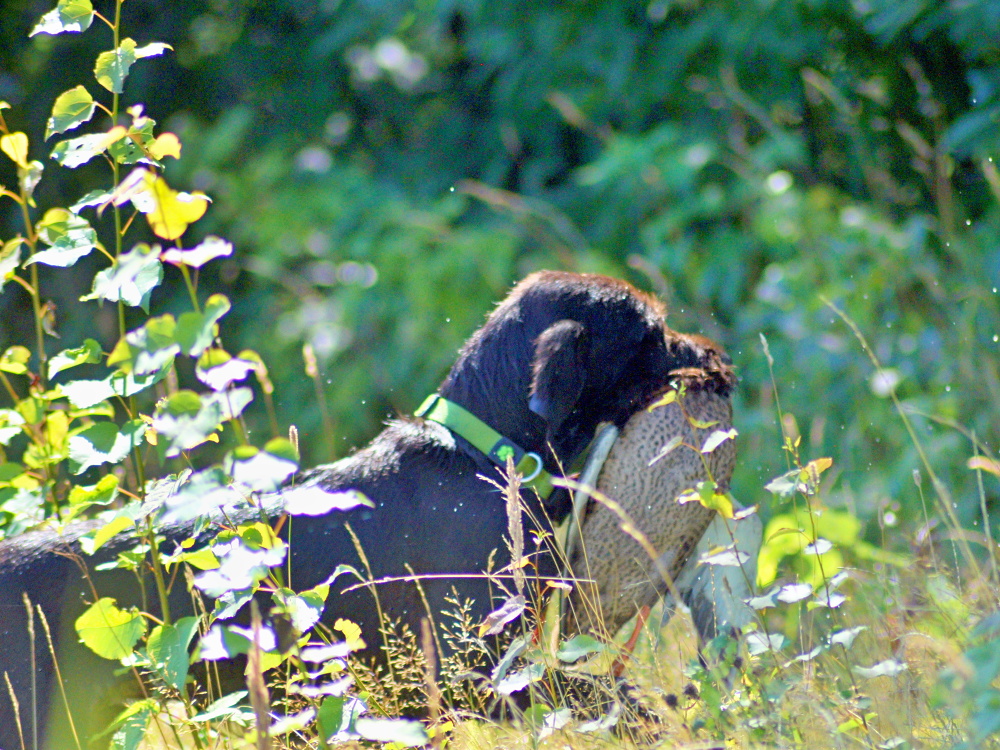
[566,375,736,636]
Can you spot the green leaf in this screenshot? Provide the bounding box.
[68,419,145,474]
[556,634,605,663]
[95,38,138,93]
[92,41,170,96]
[19,161,43,203]
[317,695,365,742]
[152,388,252,457]
[107,117,155,166]
[746,631,785,655]
[0,346,31,375]
[30,0,94,36]
[175,294,230,356]
[0,410,26,445]
[51,128,125,168]
[108,314,177,375]
[70,188,113,213]
[146,617,198,691]
[49,338,102,378]
[0,132,28,168]
[75,597,147,660]
[45,85,96,140]
[81,243,163,310]
[79,514,134,554]
[27,208,97,267]
[496,662,545,696]
[107,698,156,750]
[68,474,120,508]
[160,467,241,523]
[0,239,23,292]
[355,718,428,747]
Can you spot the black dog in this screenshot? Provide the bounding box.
[0,271,733,748]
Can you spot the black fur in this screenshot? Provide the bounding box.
[0,271,734,748]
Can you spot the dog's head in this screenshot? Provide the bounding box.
[439,271,734,482]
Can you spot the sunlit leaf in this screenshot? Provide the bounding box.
[0,132,29,168]
[496,662,545,695]
[51,127,126,168]
[282,485,372,516]
[317,695,366,742]
[803,538,833,555]
[701,428,737,454]
[148,132,181,160]
[95,38,138,93]
[299,642,354,663]
[30,0,93,36]
[161,236,233,268]
[269,708,317,736]
[355,717,428,747]
[0,239,22,292]
[49,338,101,378]
[747,587,780,610]
[68,419,144,474]
[175,294,230,356]
[0,409,27,445]
[226,445,298,493]
[75,597,146,660]
[109,314,178,375]
[107,699,155,750]
[79,514,133,555]
[700,545,749,567]
[146,618,199,692]
[82,242,163,309]
[0,346,30,375]
[60,368,167,409]
[776,582,813,603]
[108,117,156,166]
[19,160,44,203]
[196,350,257,391]
[852,660,908,679]
[28,208,97,267]
[46,85,95,139]
[159,466,241,523]
[830,626,867,649]
[556,634,605,663]
[135,173,209,240]
[70,188,113,213]
[68,474,119,508]
[810,591,846,609]
[478,594,525,637]
[152,389,251,457]
[745,631,785,655]
[194,538,286,598]
[491,636,527,684]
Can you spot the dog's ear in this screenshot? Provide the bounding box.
[529,319,589,434]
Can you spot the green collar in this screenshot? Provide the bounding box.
[415,394,555,498]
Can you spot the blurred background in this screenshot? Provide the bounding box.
[1,0,998,544]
